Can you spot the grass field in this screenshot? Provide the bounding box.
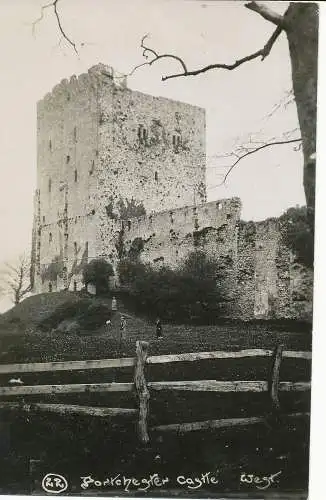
[0,292,312,495]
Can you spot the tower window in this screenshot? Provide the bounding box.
[66,155,70,164]
[127,220,131,231]
[89,160,95,175]
[48,282,53,293]
[74,169,78,182]
[172,133,182,149]
[42,216,46,223]
[49,139,52,151]
[74,241,78,254]
[48,178,52,193]
[154,171,158,182]
[73,126,77,142]
[138,125,148,145]
[73,281,77,291]
[49,232,52,243]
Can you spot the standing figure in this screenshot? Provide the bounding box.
[156,318,163,339]
[111,296,117,315]
[120,315,126,340]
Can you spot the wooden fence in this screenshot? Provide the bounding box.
[0,342,311,444]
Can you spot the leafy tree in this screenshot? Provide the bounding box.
[82,258,114,295]
[279,206,314,268]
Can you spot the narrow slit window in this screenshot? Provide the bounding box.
[49,232,52,243]
[74,169,78,182]
[138,125,148,145]
[73,126,77,142]
[74,241,78,254]
[48,178,52,193]
[155,171,158,182]
[73,281,77,291]
[48,283,53,293]
[66,155,70,164]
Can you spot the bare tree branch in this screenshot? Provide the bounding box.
[0,254,32,305]
[245,2,286,27]
[210,138,302,188]
[31,0,54,36]
[131,24,283,82]
[32,0,78,54]
[53,0,78,54]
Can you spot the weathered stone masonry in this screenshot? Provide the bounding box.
[31,64,313,321]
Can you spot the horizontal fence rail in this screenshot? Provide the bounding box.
[148,380,311,392]
[0,382,133,396]
[0,380,311,397]
[0,349,312,375]
[0,402,137,417]
[151,412,311,433]
[0,357,135,374]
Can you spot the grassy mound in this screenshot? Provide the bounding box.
[0,291,82,335]
[37,298,113,332]
[0,291,148,340]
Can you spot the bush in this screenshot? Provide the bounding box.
[82,258,114,295]
[38,299,112,333]
[118,251,225,323]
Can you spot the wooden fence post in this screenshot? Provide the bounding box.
[269,344,284,411]
[134,341,150,444]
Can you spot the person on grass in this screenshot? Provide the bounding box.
[156,318,163,339]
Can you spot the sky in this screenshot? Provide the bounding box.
[0,0,313,310]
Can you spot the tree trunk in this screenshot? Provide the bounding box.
[285,3,318,233]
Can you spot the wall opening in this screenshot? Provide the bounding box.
[48,178,52,193]
[138,125,148,145]
[73,126,77,142]
[154,171,158,182]
[172,133,182,150]
[74,169,78,182]
[74,241,77,254]
[49,232,52,243]
[73,281,77,291]
[66,155,70,164]
[48,282,52,293]
[49,139,52,151]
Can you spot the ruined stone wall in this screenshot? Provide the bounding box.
[120,208,313,322]
[234,219,313,321]
[122,198,241,268]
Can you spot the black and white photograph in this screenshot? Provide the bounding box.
[0,1,319,497]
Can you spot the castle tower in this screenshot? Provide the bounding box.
[32,64,206,293]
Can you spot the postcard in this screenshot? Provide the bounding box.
[0,1,318,498]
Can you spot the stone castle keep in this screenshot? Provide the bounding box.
[31,64,313,322]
